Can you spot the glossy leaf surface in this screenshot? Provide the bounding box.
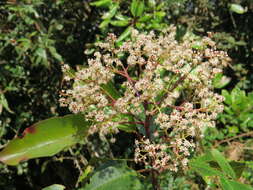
[42,184,65,190]
[230,4,245,14]
[0,114,91,165]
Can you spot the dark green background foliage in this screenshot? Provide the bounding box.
[0,0,253,189]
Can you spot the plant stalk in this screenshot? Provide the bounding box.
[143,101,161,190]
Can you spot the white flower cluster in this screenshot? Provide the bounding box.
[60,26,230,172]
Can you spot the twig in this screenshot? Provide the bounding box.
[143,101,151,139]
[215,131,253,147]
[142,100,161,190]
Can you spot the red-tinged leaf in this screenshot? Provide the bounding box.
[0,114,91,166]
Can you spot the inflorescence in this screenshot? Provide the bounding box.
[60,27,230,172]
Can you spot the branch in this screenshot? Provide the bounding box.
[215,131,253,147]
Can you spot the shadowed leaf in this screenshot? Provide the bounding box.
[80,161,143,190]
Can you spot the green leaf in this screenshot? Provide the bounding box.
[220,178,253,190]
[99,19,110,29]
[193,152,214,163]
[110,20,130,27]
[100,81,121,100]
[17,38,31,52]
[230,4,246,14]
[228,180,253,190]
[113,114,137,133]
[138,14,152,22]
[147,0,156,7]
[131,0,138,17]
[77,165,94,185]
[211,149,236,179]
[42,184,65,190]
[222,90,232,105]
[115,14,131,21]
[81,161,143,190]
[131,0,145,17]
[90,0,112,7]
[48,46,63,62]
[220,177,234,190]
[55,24,63,30]
[116,26,132,44]
[229,161,246,179]
[213,73,231,89]
[102,3,119,20]
[154,11,166,19]
[190,160,226,178]
[0,93,14,114]
[36,48,47,60]
[0,114,91,166]
[135,22,145,29]
[191,41,205,50]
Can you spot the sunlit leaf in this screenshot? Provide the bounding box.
[110,20,130,27]
[220,177,234,190]
[42,184,65,190]
[230,4,246,14]
[77,165,94,185]
[131,0,145,17]
[102,3,118,20]
[36,47,47,60]
[90,0,112,7]
[116,26,132,44]
[0,114,91,165]
[213,73,231,89]
[0,93,14,114]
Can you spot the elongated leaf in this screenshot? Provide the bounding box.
[220,178,253,190]
[102,3,118,20]
[138,14,152,22]
[77,165,94,185]
[220,177,234,190]
[0,114,91,165]
[116,26,132,43]
[229,161,245,179]
[100,81,121,100]
[230,4,246,14]
[130,0,145,17]
[136,1,145,17]
[213,73,231,89]
[112,113,137,133]
[193,152,214,163]
[99,19,110,29]
[190,160,226,178]
[115,14,131,21]
[227,180,253,190]
[90,0,112,7]
[42,184,65,190]
[36,47,47,60]
[48,46,63,62]
[110,20,130,27]
[81,162,143,190]
[130,0,138,17]
[211,149,236,179]
[0,93,13,114]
